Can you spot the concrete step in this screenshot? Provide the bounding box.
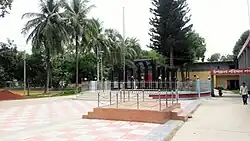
[171,101,201,121]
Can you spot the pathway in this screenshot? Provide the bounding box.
[171,91,250,141]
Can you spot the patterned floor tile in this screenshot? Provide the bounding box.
[0,99,164,140]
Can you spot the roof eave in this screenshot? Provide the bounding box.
[237,35,250,59]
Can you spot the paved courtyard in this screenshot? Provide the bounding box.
[0,95,162,141]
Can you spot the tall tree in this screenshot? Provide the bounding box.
[186,30,206,61]
[207,53,221,62]
[207,53,234,62]
[21,0,69,93]
[148,0,193,68]
[62,0,95,88]
[0,39,22,87]
[233,30,249,57]
[0,0,12,17]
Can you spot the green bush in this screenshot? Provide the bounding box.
[59,89,81,96]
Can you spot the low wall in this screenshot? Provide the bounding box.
[149,92,210,99]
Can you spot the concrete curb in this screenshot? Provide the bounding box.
[140,100,202,141]
[140,120,184,141]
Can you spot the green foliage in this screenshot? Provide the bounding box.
[207,53,221,62]
[148,0,205,67]
[140,50,165,65]
[0,0,12,17]
[61,0,96,87]
[220,54,234,62]
[233,30,249,57]
[22,0,70,93]
[25,52,47,87]
[59,89,81,96]
[207,53,234,62]
[186,31,206,61]
[0,39,22,87]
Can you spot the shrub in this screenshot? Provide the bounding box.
[59,89,81,96]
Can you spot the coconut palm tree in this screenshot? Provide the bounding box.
[124,37,141,66]
[104,29,140,69]
[21,0,69,93]
[62,0,95,88]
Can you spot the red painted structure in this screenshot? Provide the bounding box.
[211,68,250,75]
[149,92,210,99]
[0,90,24,101]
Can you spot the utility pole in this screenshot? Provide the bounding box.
[23,51,26,95]
[122,6,126,87]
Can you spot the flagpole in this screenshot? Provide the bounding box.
[122,6,126,87]
[23,51,26,95]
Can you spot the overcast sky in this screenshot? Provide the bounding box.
[0,0,249,58]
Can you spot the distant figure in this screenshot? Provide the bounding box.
[240,82,248,105]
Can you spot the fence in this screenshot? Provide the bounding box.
[82,80,211,93]
[96,89,180,111]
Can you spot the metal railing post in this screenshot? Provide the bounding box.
[120,90,122,102]
[142,89,145,101]
[176,90,179,103]
[98,92,100,107]
[123,89,125,102]
[171,90,174,105]
[137,93,139,109]
[165,91,168,108]
[116,93,118,108]
[159,90,161,111]
[128,90,130,101]
[109,91,112,105]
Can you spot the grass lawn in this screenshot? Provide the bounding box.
[10,90,59,95]
[10,89,81,99]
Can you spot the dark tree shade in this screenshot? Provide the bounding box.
[0,0,13,17]
[148,0,193,66]
[233,30,249,57]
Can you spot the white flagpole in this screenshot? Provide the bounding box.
[123,6,126,86]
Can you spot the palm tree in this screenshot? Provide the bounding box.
[104,29,140,69]
[83,19,110,80]
[62,0,95,89]
[22,0,69,93]
[124,37,141,67]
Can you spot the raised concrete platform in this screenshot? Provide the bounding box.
[83,101,181,124]
[83,100,202,124]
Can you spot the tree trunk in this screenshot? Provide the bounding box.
[75,35,79,89]
[44,48,50,94]
[27,81,30,96]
